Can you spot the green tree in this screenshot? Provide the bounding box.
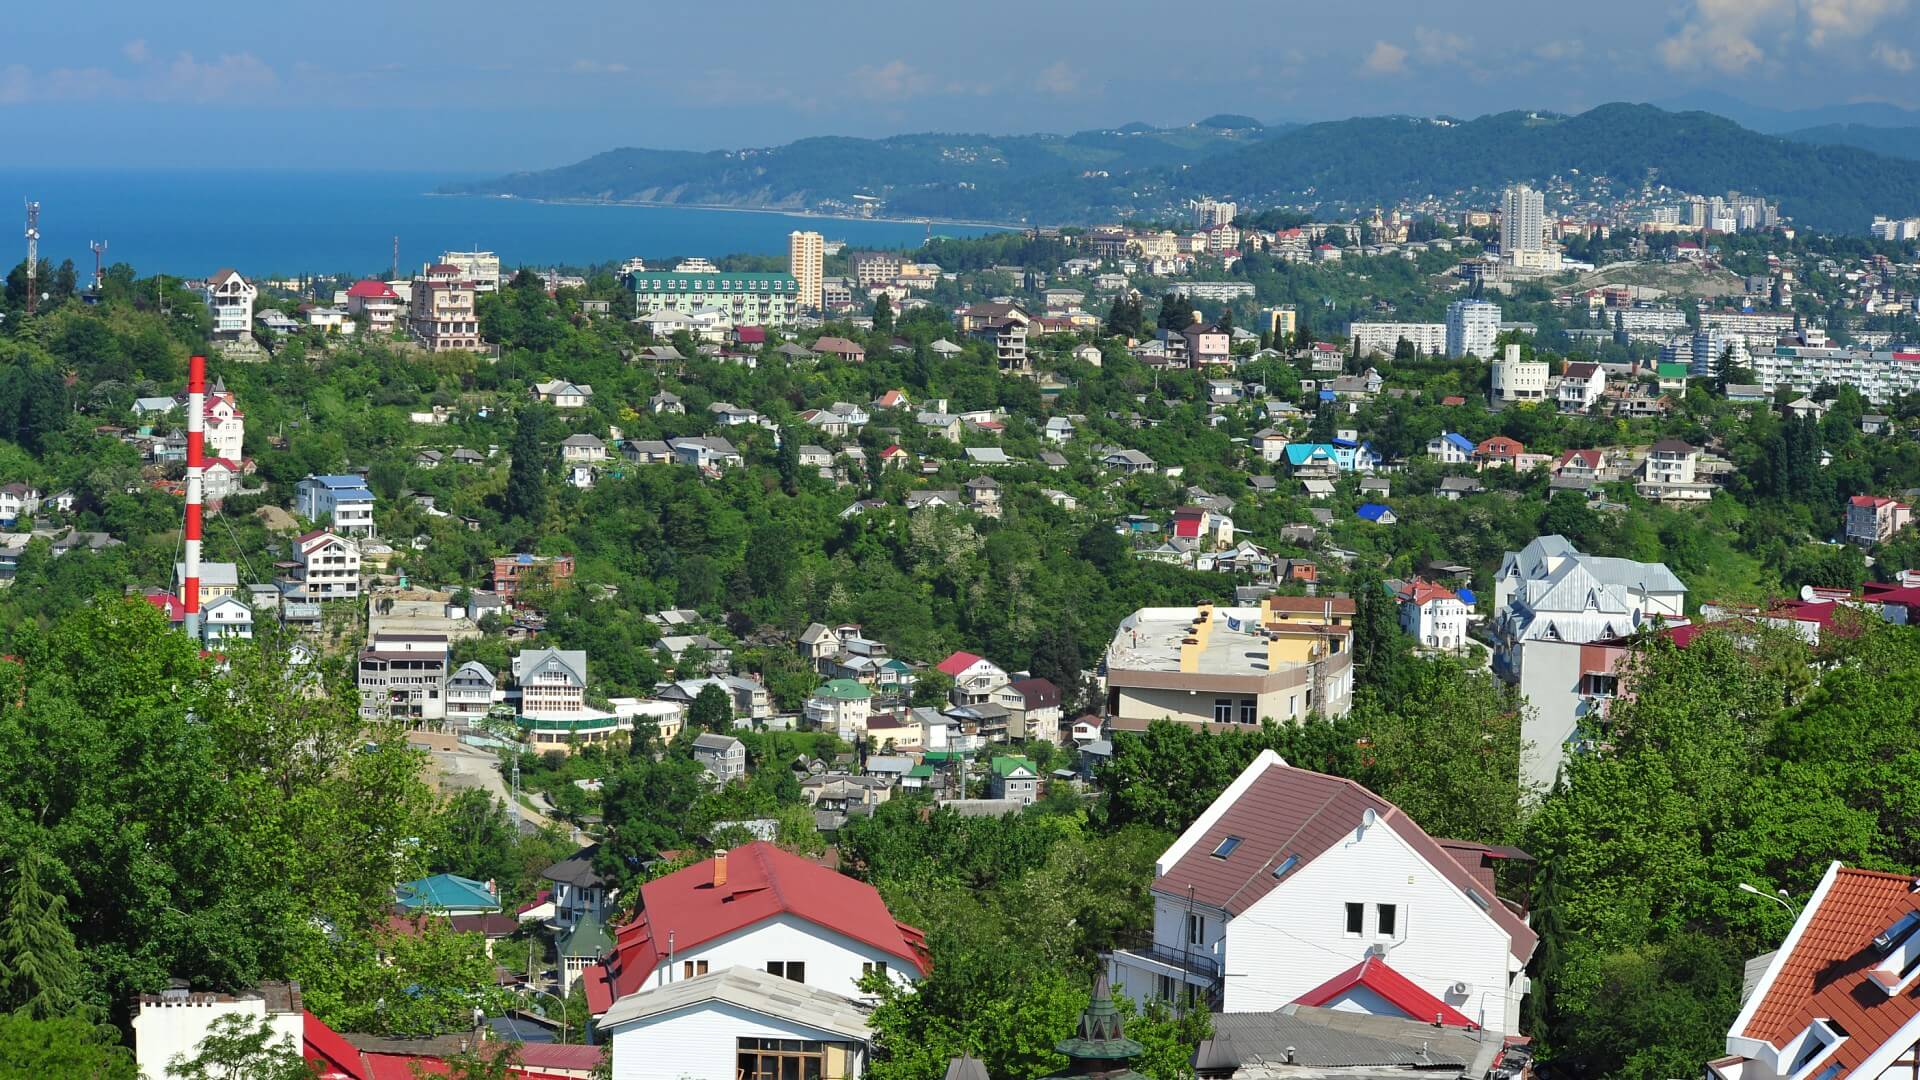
[165,1012,314,1080]
[595,754,708,888]
[505,405,553,524]
[1348,568,1404,693]
[0,1012,136,1079]
[292,918,512,1038]
[689,684,734,732]
[0,850,84,1020]
[873,293,895,335]
[910,670,955,708]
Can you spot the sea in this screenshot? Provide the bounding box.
[0,169,1005,280]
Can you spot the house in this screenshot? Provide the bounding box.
[1253,429,1290,463]
[515,647,589,715]
[1492,535,1687,790]
[1104,599,1355,731]
[0,484,39,526]
[445,660,497,727]
[175,560,240,602]
[962,476,1002,518]
[916,411,963,441]
[1040,452,1069,471]
[395,873,501,916]
[871,389,912,412]
[1437,476,1484,501]
[1426,432,1475,465]
[1001,677,1064,743]
[1172,505,1234,550]
[202,269,256,338]
[600,967,876,1080]
[649,390,685,415]
[813,336,866,363]
[583,842,930,1017]
[668,436,744,472]
[1862,413,1890,435]
[692,733,748,782]
[491,553,576,604]
[1397,579,1470,651]
[1043,416,1077,443]
[805,679,873,742]
[1284,444,1342,478]
[1184,323,1231,366]
[1102,449,1158,474]
[1557,361,1607,412]
[989,756,1040,805]
[709,402,761,426]
[1355,503,1397,525]
[200,595,254,643]
[1705,860,1920,1080]
[1847,495,1912,546]
[1475,436,1525,468]
[937,651,1010,707]
[532,380,593,408]
[452,448,485,466]
[345,279,403,332]
[1637,439,1712,502]
[1108,750,1536,1035]
[413,449,445,469]
[293,475,375,535]
[560,434,608,464]
[293,529,360,599]
[357,633,450,722]
[1554,449,1608,481]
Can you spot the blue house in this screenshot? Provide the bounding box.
[394,873,501,915]
[1356,503,1398,525]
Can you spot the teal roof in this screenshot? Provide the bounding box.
[395,873,501,913]
[629,272,797,293]
[813,678,871,701]
[515,713,624,733]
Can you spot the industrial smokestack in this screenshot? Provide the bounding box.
[183,355,205,641]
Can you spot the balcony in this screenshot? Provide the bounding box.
[1114,932,1221,981]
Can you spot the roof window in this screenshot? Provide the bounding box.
[1211,836,1242,859]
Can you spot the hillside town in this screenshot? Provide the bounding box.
[7,165,1920,1080]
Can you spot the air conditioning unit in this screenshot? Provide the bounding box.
[1449,980,1473,998]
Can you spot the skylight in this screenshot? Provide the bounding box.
[1271,854,1301,880]
[1211,836,1242,859]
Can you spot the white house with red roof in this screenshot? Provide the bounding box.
[203,376,245,463]
[1397,579,1470,651]
[1108,750,1537,1036]
[938,650,1009,706]
[1709,860,1920,1080]
[1172,506,1234,550]
[344,280,403,333]
[582,842,929,1020]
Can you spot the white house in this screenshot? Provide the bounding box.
[133,984,304,1080]
[1397,579,1470,652]
[532,380,593,408]
[936,651,1009,706]
[515,647,588,714]
[1107,750,1537,1036]
[444,660,497,726]
[584,842,928,1018]
[804,679,873,742]
[203,376,245,463]
[296,529,361,599]
[200,594,254,643]
[1637,439,1712,502]
[560,434,608,464]
[602,967,874,1080]
[1556,362,1607,413]
[202,269,257,338]
[1426,432,1474,465]
[294,475,375,536]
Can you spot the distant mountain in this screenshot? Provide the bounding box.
[451,104,1920,233]
[1780,123,1920,162]
[1179,103,1920,232]
[1655,92,1920,134]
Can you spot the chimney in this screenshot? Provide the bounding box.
[713,849,728,889]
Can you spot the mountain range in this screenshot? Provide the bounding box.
[445,103,1920,234]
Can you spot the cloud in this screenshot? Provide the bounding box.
[1873,41,1917,68]
[122,39,150,64]
[1803,0,1908,45]
[848,59,935,101]
[1659,0,1792,72]
[1534,39,1583,61]
[570,59,630,75]
[1033,60,1081,95]
[1413,27,1472,61]
[160,52,278,102]
[1360,41,1409,76]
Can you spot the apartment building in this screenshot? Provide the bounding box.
[492,553,576,604]
[789,231,825,310]
[295,529,361,599]
[445,661,498,727]
[1349,322,1446,357]
[202,269,256,339]
[1445,300,1501,359]
[294,475,375,536]
[628,270,798,326]
[437,250,501,292]
[1104,598,1355,731]
[358,633,450,723]
[848,251,903,287]
[345,280,403,333]
[514,647,589,715]
[408,264,482,352]
[1846,495,1913,546]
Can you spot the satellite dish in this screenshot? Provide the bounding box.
[1800,585,1817,602]
[1361,807,1378,829]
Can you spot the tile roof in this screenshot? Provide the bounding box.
[1738,863,1920,1075]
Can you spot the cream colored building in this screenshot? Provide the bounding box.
[1490,343,1550,404]
[790,230,824,311]
[1104,598,1355,732]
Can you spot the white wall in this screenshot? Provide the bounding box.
[609,999,867,1080]
[1221,818,1520,1034]
[1517,639,1588,793]
[133,999,303,1080]
[638,913,911,1000]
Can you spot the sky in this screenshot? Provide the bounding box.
[2,0,1917,173]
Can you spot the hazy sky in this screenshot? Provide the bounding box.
[3,0,1916,172]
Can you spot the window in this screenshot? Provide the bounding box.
[682,960,709,979]
[862,961,889,981]
[1185,913,1205,946]
[1345,903,1364,935]
[1239,698,1258,725]
[1213,699,1233,724]
[1272,854,1301,880]
[1211,836,1242,859]
[1377,903,1398,937]
[1154,973,1177,1001]
[737,1038,831,1080]
[766,961,806,983]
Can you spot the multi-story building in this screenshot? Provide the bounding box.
[294,475,375,536]
[1556,361,1607,413]
[358,633,450,723]
[202,269,256,339]
[1104,598,1355,732]
[295,529,361,599]
[1445,299,1501,359]
[1491,536,1686,790]
[789,231,824,311]
[345,280,403,334]
[1191,197,1238,229]
[627,270,798,326]
[804,679,873,742]
[201,375,245,463]
[1501,185,1546,255]
[437,250,501,292]
[956,302,1030,375]
[1846,495,1913,546]
[1109,750,1536,1033]
[514,647,588,715]
[491,553,575,604]
[848,251,903,287]
[1182,323,1231,366]
[692,733,748,783]
[1397,579,1469,651]
[1349,322,1446,357]
[445,660,497,727]
[1636,439,1711,502]
[937,651,1010,707]
[1260,306,1298,342]
[408,264,481,352]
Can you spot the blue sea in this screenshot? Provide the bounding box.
[0,169,1003,279]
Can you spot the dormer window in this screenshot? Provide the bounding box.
[1868,906,1920,996]
[1783,1019,1848,1080]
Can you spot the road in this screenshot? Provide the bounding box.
[428,742,567,835]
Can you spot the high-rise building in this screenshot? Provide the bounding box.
[1446,299,1502,359]
[1501,185,1546,254]
[789,230,824,311]
[1191,197,1238,229]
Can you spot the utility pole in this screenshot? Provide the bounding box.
[391,235,399,280]
[23,200,39,316]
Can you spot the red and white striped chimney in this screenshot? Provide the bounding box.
[183,354,205,640]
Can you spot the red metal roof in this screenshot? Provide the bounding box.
[1154,756,1536,963]
[936,651,985,677]
[346,280,398,299]
[1742,865,1920,1075]
[1396,579,1459,607]
[593,842,929,1007]
[1294,955,1478,1027]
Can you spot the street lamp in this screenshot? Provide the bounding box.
[521,985,569,1045]
[1738,882,1800,916]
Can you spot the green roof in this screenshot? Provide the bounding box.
[394,873,501,914]
[922,750,972,762]
[629,272,797,293]
[1657,362,1690,379]
[559,910,614,959]
[813,678,871,700]
[515,713,624,733]
[906,765,935,779]
[992,755,1038,778]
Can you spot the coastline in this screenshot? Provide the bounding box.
[430,190,1030,233]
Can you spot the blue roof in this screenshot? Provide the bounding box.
[1285,443,1339,466]
[1442,432,1475,452]
[308,474,368,488]
[1356,503,1393,522]
[1318,389,1336,402]
[394,873,501,913]
[1331,437,1358,448]
[1457,588,1477,606]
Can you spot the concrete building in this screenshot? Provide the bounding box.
[1104,598,1355,732]
[628,270,798,326]
[202,376,245,463]
[1398,579,1470,651]
[1846,494,1913,546]
[294,475,375,535]
[692,733,748,783]
[1349,322,1446,357]
[805,678,874,742]
[357,633,450,723]
[1446,299,1501,359]
[345,280,403,333]
[848,251,903,287]
[445,660,497,727]
[437,250,501,292]
[202,269,256,339]
[1501,185,1546,256]
[295,529,361,599]
[492,553,576,604]
[515,647,589,715]
[1490,343,1549,404]
[1491,536,1686,791]
[408,263,482,352]
[134,984,305,1080]
[790,231,824,311]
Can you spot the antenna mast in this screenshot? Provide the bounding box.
[90,240,107,292]
[23,201,40,316]
[392,235,399,280]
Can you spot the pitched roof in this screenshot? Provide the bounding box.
[394,873,500,913]
[1294,955,1477,1027]
[1008,677,1060,709]
[1736,862,1920,1075]
[599,965,875,1037]
[1396,579,1460,606]
[936,651,986,677]
[1153,751,1535,963]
